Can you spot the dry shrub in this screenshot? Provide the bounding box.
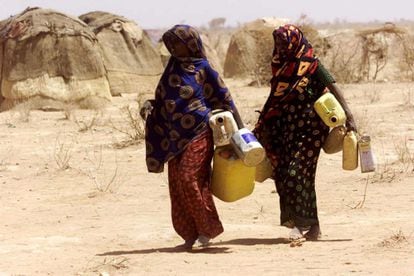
[321,33,363,83]
[84,256,129,275]
[110,96,146,148]
[53,134,76,170]
[379,229,410,248]
[82,145,123,193]
[401,88,414,107]
[296,14,331,58]
[393,137,414,173]
[72,110,103,132]
[398,34,414,80]
[371,138,414,183]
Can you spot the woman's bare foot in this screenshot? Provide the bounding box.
[289,227,304,240]
[304,224,321,241]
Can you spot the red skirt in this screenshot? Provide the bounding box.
[168,128,223,242]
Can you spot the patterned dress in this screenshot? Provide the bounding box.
[145,25,235,242]
[254,25,331,228]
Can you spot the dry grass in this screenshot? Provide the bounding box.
[350,176,370,209]
[393,136,414,173]
[379,229,410,248]
[109,97,146,148]
[53,134,76,170]
[81,145,123,193]
[72,110,103,132]
[401,88,414,107]
[83,256,129,275]
[370,137,414,183]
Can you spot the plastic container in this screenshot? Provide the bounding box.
[209,110,238,146]
[358,135,376,173]
[323,125,347,154]
[211,146,255,202]
[230,128,265,167]
[342,131,358,170]
[314,92,346,128]
[255,157,273,183]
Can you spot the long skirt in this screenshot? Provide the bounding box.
[261,93,329,228]
[168,128,223,242]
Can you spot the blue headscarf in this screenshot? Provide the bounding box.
[145,25,235,173]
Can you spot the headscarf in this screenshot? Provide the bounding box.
[259,24,319,120]
[253,24,319,168]
[162,25,206,60]
[145,25,234,173]
[270,24,318,101]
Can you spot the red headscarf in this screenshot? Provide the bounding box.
[269,24,318,102]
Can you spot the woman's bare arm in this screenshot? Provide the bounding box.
[326,83,357,132]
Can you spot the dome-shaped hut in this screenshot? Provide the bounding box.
[0,7,111,111]
[79,11,164,96]
[223,18,288,85]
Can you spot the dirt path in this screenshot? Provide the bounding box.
[0,82,413,275]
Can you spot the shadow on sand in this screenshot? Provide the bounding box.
[97,245,231,256]
[97,237,353,256]
[214,237,291,246]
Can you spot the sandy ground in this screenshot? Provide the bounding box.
[0,80,413,275]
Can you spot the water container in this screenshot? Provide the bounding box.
[342,131,358,170]
[358,135,376,173]
[230,128,265,167]
[211,146,255,202]
[209,110,238,146]
[323,125,347,154]
[255,157,274,183]
[314,92,347,128]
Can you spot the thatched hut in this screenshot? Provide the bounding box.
[223,18,288,85]
[157,31,224,75]
[79,11,163,96]
[0,7,112,111]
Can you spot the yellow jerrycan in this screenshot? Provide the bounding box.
[314,92,346,127]
[323,125,347,154]
[255,157,273,183]
[342,131,358,170]
[211,146,255,202]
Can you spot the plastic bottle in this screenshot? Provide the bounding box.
[314,92,347,127]
[323,125,347,154]
[342,131,358,170]
[209,110,238,146]
[211,146,255,202]
[230,128,265,167]
[358,135,376,173]
[255,157,273,183]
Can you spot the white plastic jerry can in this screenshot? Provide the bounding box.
[209,110,238,146]
[230,128,265,167]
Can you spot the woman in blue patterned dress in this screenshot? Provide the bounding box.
[143,25,243,249]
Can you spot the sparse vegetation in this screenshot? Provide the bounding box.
[82,145,123,193]
[379,229,410,248]
[110,96,146,148]
[53,134,75,170]
[73,110,102,132]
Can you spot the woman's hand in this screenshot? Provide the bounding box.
[140,100,154,121]
[345,117,357,133]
